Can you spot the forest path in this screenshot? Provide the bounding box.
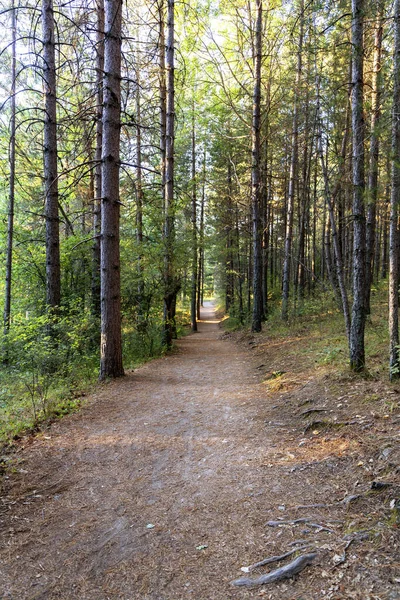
[1,304,280,599]
[1,305,398,599]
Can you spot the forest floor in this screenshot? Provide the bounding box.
[0,303,399,600]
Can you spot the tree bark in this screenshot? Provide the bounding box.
[251,0,263,332]
[190,105,197,332]
[163,0,176,348]
[136,39,145,331]
[4,2,16,336]
[349,0,366,372]
[389,0,400,379]
[99,0,124,379]
[365,6,383,315]
[91,0,104,319]
[158,0,166,211]
[42,0,61,310]
[197,149,206,321]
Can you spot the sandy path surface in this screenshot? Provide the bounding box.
[1,305,281,599]
[2,304,399,599]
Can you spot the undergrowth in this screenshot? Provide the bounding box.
[0,304,191,446]
[221,283,391,379]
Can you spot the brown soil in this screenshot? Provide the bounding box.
[0,304,399,599]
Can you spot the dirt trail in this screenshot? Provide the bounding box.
[0,305,399,599]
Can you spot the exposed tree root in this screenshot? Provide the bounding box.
[231,552,318,587]
[240,546,309,573]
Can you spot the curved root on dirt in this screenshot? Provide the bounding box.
[231,552,318,587]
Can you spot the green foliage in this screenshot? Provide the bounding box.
[0,306,99,442]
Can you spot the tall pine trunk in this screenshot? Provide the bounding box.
[91,0,104,319]
[136,46,145,331]
[365,6,383,315]
[158,0,166,210]
[190,106,197,332]
[42,0,61,310]
[349,0,366,371]
[196,149,206,321]
[251,0,263,332]
[99,0,124,379]
[389,0,400,379]
[163,0,176,348]
[4,2,16,336]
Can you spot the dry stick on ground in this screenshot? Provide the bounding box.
[332,538,354,568]
[266,518,336,533]
[240,546,310,573]
[266,518,312,526]
[300,408,328,416]
[231,553,318,587]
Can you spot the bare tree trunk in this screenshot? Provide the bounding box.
[381,187,389,279]
[236,202,244,323]
[349,0,366,371]
[163,0,176,348]
[366,5,383,315]
[4,2,16,337]
[226,161,234,313]
[158,0,166,211]
[42,0,61,310]
[99,0,124,379]
[190,105,197,332]
[196,149,206,321]
[251,0,263,332]
[281,0,303,321]
[91,0,104,319]
[389,0,400,379]
[135,40,145,331]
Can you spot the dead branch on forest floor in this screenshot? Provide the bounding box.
[240,545,310,573]
[231,553,318,587]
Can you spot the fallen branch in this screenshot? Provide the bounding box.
[266,518,313,527]
[231,553,318,587]
[309,522,335,533]
[265,518,335,533]
[240,546,309,573]
[301,408,328,416]
[332,538,354,568]
[295,503,333,509]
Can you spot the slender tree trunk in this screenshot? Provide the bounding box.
[324,221,341,307]
[251,0,263,332]
[190,106,197,332]
[91,0,104,319]
[381,186,389,279]
[226,161,234,313]
[158,0,166,211]
[99,0,124,379]
[389,0,400,379]
[42,0,61,310]
[197,149,206,321]
[135,37,145,331]
[281,0,303,321]
[236,202,244,323]
[366,6,383,315]
[163,0,176,348]
[349,0,366,371]
[4,2,16,336]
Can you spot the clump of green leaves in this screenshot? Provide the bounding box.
[0,305,99,442]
